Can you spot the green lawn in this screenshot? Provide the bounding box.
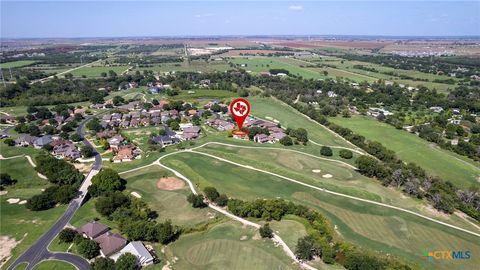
[69,65,130,78]
[249,97,357,149]
[330,116,480,189]
[161,152,480,270]
[120,166,214,227]
[163,221,302,270]
[172,89,238,100]
[32,260,75,270]
[0,61,36,69]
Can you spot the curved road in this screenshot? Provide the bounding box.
[6,115,102,270]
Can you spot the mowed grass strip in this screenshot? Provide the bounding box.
[0,60,36,69]
[69,66,130,78]
[330,116,480,188]
[32,260,76,270]
[230,57,325,79]
[248,97,357,148]
[167,221,301,270]
[161,152,480,269]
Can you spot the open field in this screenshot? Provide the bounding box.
[330,116,480,189]
[120,166,214,227]
[161,152,480,270]
[32,260,75,270]
[164,221,302,270]
[249,97,357,149]
[69,65,130,78]
[230,57,326,79]
[134,60,231,74]
[172,89,238,100]
[0,61,37,69]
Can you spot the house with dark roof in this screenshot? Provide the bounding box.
[152,135,180,147]
[77,221,109,239]
[95,232,128,257]
[15,135,39,147]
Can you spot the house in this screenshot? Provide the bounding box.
[53,143,80,160]
[182,126,201,140]
[110,241,154,266]
[77,221,109,239]
[152,135,180,147]
[232,132,249,140]
[429,106,444,113]
[113,145,137,162]
[253,134,269,144]
[268,132,286,142]
[33,135,53,149]
[94,232,128,257]
[15,135,39,146]
[74,108,86,115]
[187,109,197,116]
[179,123,193,130]
[96,130,116,139]
[108,135,124,151]
[149,87,160,94]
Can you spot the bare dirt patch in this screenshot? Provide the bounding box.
[157,177,185,190]
[0,236,20,268]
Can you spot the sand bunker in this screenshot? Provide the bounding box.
[157,177,185,190]
[312,169,321,173]
[0,236,19,267]
[18,200,27,205]
[0,191,8,196]
[7,198,20,204]
[322,174,333,178]
[130,191,142,198]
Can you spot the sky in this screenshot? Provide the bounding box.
[1,1,479,38]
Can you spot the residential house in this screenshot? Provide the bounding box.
[268,132,286,142]
[110,241,155,266]
[15,135,39,146]
[113,145,137,163]
[182,126,201,140]
[53,143,80,160]
[94,232,128,257]
[33,135,53,149]
[254,134,269,144]
[77,221,109,239]
[108,135,124,151]
[152,135,180,147]
[179,123,193,130]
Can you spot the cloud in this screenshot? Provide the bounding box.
[288,5,303,11]
[194,13,213,18]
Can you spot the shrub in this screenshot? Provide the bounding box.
[187,194,207,208]
[77,239,100,259]
[203,186,219,201]
[320,146,333,156]
[59,228,78,243]
[339,149,353,159]
[259,223,273,238]
[279,136,293,146]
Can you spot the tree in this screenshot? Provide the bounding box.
[320,146,333,156]
[339,149,353,159]
[187,194,207,208]
[77,239,100,259]
[70,133,82,142]
[169,121,180,131]
[59,228,78,243]
[91,257,115,270]
[26,194,56,211]
[95,192,130,216]
[259,223,273,238]
[279,136,293,146]
[88,168,125,196]
[203,186,219,201]
[295,236,317,260]
[113,96,125,106]
[3,139,15,146]
[214,194,229,206]
[86,117,102,132]
[323,70,328,76]
[116,252,138,270]
[81,145,95,158]
[0,173,16,188]
[292,128,308,143]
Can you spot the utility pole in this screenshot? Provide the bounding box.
[0,66,6,87]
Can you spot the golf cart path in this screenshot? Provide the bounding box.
[154,147,480,238]
[155,151,316,270]
[0,154,47,179]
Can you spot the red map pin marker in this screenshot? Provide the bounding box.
[229,98,250,130]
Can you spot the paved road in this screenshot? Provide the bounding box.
[7,116,102,270]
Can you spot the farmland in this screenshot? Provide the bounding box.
[330,116,480,189]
